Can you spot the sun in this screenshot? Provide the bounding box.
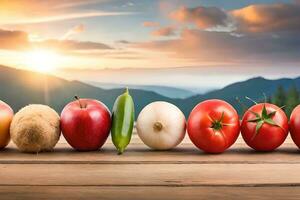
[24,49,60,73]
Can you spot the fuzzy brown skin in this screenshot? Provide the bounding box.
[10,105,60,153]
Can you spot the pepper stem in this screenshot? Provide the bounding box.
[125,87,129,94]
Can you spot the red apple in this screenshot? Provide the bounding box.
[61,96,111,151]
[0,100,14,150]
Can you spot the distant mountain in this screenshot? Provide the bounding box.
[87,82,195,98]
[0,65,178,118]
[0,65,300,118]
[181,76,300,116]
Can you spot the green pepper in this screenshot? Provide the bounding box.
[111,88,135,154]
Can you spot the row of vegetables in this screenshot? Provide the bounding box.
[1,88,300,154]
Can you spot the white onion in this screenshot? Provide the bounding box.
[136,101,186,150]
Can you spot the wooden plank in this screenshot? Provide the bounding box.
[0,186,300,200]
[1,141,299,164]
[13,132,293,145]
[56,134,296,144]
[1,163,300,186]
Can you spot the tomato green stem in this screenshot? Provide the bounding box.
[211,121,223,130]
[246,96,258,105]
[248,104,280,140]
[210,112,225,130]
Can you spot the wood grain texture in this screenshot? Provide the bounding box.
[0,163,300,186]
[1,186,300,200]
[1,135,299,164]
[1,135,299,199]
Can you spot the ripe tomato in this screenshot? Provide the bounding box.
[289,105,300,148]
[241,103,288,151]
[187,99,240,153]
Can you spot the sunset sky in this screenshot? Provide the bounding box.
[0,0,300,89]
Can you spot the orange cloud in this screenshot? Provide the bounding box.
[0,28,112,52]
[231,3,300,33]
[170,6,229,29]
[35,39,112,52]
[61,24,85,40]
[142,21,160,27]
[168,3,300,34]
[151,27,176,37]
[133,29,300,65]
[0,29,30,50]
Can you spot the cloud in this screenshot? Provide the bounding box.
[0,0,135,25]
[0,28,112,52]
[2,12,135,25]
[231,3,300,33]
[133,29,300,65]
[151,27,176,37]
[139,2,300,66]
[61,24,85,40]
[170,6,229,29]
[0,29,30,50]
[143,21,175,37]
[115,40,131,44]
[34,39,113,52]
[54,0,102,9]
[142,21,160,27]
[168,3,300,34]
[122,1,135,8]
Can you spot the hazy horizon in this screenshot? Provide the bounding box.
[2,64,300,95]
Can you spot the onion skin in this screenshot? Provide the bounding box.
[136,101,186,150]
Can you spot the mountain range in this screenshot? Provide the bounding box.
[0,65,299,118]
[87,82,195,98]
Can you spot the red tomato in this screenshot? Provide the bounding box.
[187,99,240,153]
[289,105,300,148]
[241,103,288,151]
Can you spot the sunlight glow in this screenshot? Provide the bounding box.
[24,50,60,73]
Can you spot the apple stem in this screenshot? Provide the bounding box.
[74,96,84,109]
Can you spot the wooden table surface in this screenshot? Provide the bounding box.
[1,134,300,200]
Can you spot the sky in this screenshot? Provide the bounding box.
[0,0,300,90]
